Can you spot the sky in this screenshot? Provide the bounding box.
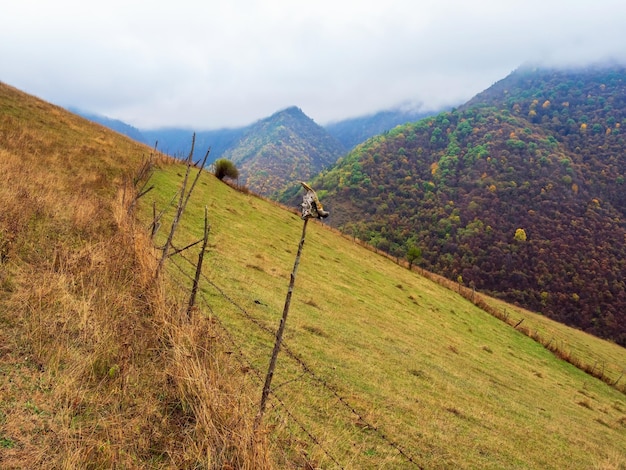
[2,0,626,130]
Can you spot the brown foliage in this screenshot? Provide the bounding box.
[309,67,626,346]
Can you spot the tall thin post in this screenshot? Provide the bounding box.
[255,217,309,429]
[187,206,210,320]
[155,135,195,278]
[151,201,159,238]
[254,181,328,431]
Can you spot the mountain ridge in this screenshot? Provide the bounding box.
[72,105,441,171]
[219,106,346,196]
[299,64,626,345]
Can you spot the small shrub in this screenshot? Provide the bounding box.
[214,159,239,181]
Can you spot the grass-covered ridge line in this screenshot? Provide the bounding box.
[141,163,626,469]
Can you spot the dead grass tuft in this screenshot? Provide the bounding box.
[303,298,319,308]
[302,325,327,337]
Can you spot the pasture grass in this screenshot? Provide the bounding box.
[482,295,626,387]
[142,164,626,469]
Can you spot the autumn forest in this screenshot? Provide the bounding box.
[298,65,626,346]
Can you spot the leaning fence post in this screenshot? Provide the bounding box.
[254,182,329,430]
[156,134,196,278]
[187,206,210,320]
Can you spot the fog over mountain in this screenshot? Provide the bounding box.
[2,0,626,130]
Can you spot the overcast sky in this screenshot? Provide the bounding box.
[2,0,626,130]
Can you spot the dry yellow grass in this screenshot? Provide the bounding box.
[0,82,270,469]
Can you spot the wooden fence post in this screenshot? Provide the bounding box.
[255,217,309,430]
[187,206,210,320]
[156,135,195,278]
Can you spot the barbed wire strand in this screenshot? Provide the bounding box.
[168,256,345,468]
[172,252,423,467]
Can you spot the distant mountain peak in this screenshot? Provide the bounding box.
[277,105,304,115]
[220,107,346,197]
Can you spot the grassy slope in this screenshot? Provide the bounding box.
[0,83,269,469]
[143,166,626,469]
[2,81,625,469]
[481,296,626,387]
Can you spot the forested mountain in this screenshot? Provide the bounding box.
[464,64,626,216]
[73,106,440,184]
[220,106,346,197]
[325,107,443,150]
[297,65,626,345]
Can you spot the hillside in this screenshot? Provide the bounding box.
[0,82,269,468]
[299,65,626,346]
[219,106,346,197]
[2,82,626,469]
[140,163,626,469]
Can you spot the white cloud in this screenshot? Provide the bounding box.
[2,0,626,129]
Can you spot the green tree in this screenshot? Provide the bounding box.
[214,159,239,181]
[407,246,422,270]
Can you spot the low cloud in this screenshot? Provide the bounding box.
[2,0,625,129]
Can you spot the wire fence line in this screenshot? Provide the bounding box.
[168,256,345,468]
[168,251,423,468]
[144,164,422,467]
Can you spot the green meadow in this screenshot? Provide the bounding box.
[142,163,626,469]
